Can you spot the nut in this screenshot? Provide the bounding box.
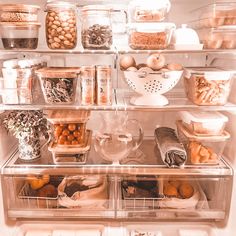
[46,9,77,49]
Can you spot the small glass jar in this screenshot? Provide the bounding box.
[81,5,113,50]
[45,1,77,50]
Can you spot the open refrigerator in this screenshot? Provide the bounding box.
[0,0,236,235]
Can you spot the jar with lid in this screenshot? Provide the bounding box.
[45,1,77,50]
[81,5,113,50]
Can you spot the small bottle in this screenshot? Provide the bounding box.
[80,66,96,105]
[96,65,112,105]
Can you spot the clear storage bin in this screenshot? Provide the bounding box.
[128,0,171,22]
[0,4,40,22]
[81,5,113,50]
[45,2,77,50]
[183,67,234,106]
[0,22,40,49]
[176,121,230,165]
[179,111,228,136]
[197,27,236,49]
[128,23,175,50]
[192,3,236,28]
[35,67,80,104]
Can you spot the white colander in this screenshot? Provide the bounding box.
[124,69,183,106]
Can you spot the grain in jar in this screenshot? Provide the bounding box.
[45,2,77,50]
[96,65,112,105]
[80,66,96,105]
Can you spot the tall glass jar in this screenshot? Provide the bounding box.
[45,2,77,50]
[81,5,113,50]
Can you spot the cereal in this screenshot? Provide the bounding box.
[46,7,77,50]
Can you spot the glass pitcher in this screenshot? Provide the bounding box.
[94,111,144,165]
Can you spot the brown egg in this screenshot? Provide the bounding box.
[119,55,136,70]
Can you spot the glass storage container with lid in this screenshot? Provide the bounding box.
[81,5,113,50]
[0,4,40,22]
[128,0,171,22]
[0,22,40,49]
[45,1,77,50]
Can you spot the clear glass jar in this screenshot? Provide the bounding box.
[81,5,113,50]
[45,2,77,50]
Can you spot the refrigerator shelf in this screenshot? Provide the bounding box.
[1,140,233,176]
[1,48,236,55]
[1,89,236,112]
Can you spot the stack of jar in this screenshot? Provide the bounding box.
[127,0,176,49]
[0,4,41,49]
[177,111,230,165]
[1,58,47,104]
[190,3,236,49]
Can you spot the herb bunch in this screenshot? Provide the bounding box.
[3,110,49,142]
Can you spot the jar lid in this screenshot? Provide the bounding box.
[81,5,111,13]
[179,111,228,124]
[0,22,41,28]
[35,67,81,78]
[177,121,230,142]
[0,4,40,12]
[129,22,176,32]
[184,67,235,80]
[46,1,76,10]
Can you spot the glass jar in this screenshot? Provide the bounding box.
[81,5,113,50]
[45,2,77,50]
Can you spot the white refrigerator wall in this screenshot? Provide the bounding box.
[0,0,236,235]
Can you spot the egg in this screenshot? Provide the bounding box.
[119,55,136,70]
[167,63,183,71]
[127,66,138,72]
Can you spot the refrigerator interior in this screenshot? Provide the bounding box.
[0,0,236,235]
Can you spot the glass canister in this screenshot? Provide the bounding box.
[45,1,77,50]
[81,5,113,50]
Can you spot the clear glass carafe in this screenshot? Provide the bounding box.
[94,111,143,165]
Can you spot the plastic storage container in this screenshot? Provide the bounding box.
[81,5,113,50]
[128,23,175,50]
[192,3,236,28]
[179,111,228,136]
[197,27,236,49]
[35,67,80,104]
[45,2,77,50]
[128,0,171,22]
[0,22,40,49]
[183,67,234,106]
[0,4,40,22]
[176,121,230,165]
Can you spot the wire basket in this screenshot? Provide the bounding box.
[124,70,183,106]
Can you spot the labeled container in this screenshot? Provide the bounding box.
[0,22,40,49]
[179,111,228,136]
[81,5,113,49]
[176,121,230,165]
[197,27,236,49]
[192,3,236,28]
[96,65,112,105]
[128,0,171,22]
[80,66,96,105]
[45,2,77,50]
[35,67,80,104]
[128,23,175,50]
[183,67,234,106]
[0,4,40,22]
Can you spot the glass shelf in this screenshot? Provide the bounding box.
[1,89,236,112]
[2,140,233,176]
[1,48,236,55]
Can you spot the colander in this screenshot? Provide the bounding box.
[124,69,183,106]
